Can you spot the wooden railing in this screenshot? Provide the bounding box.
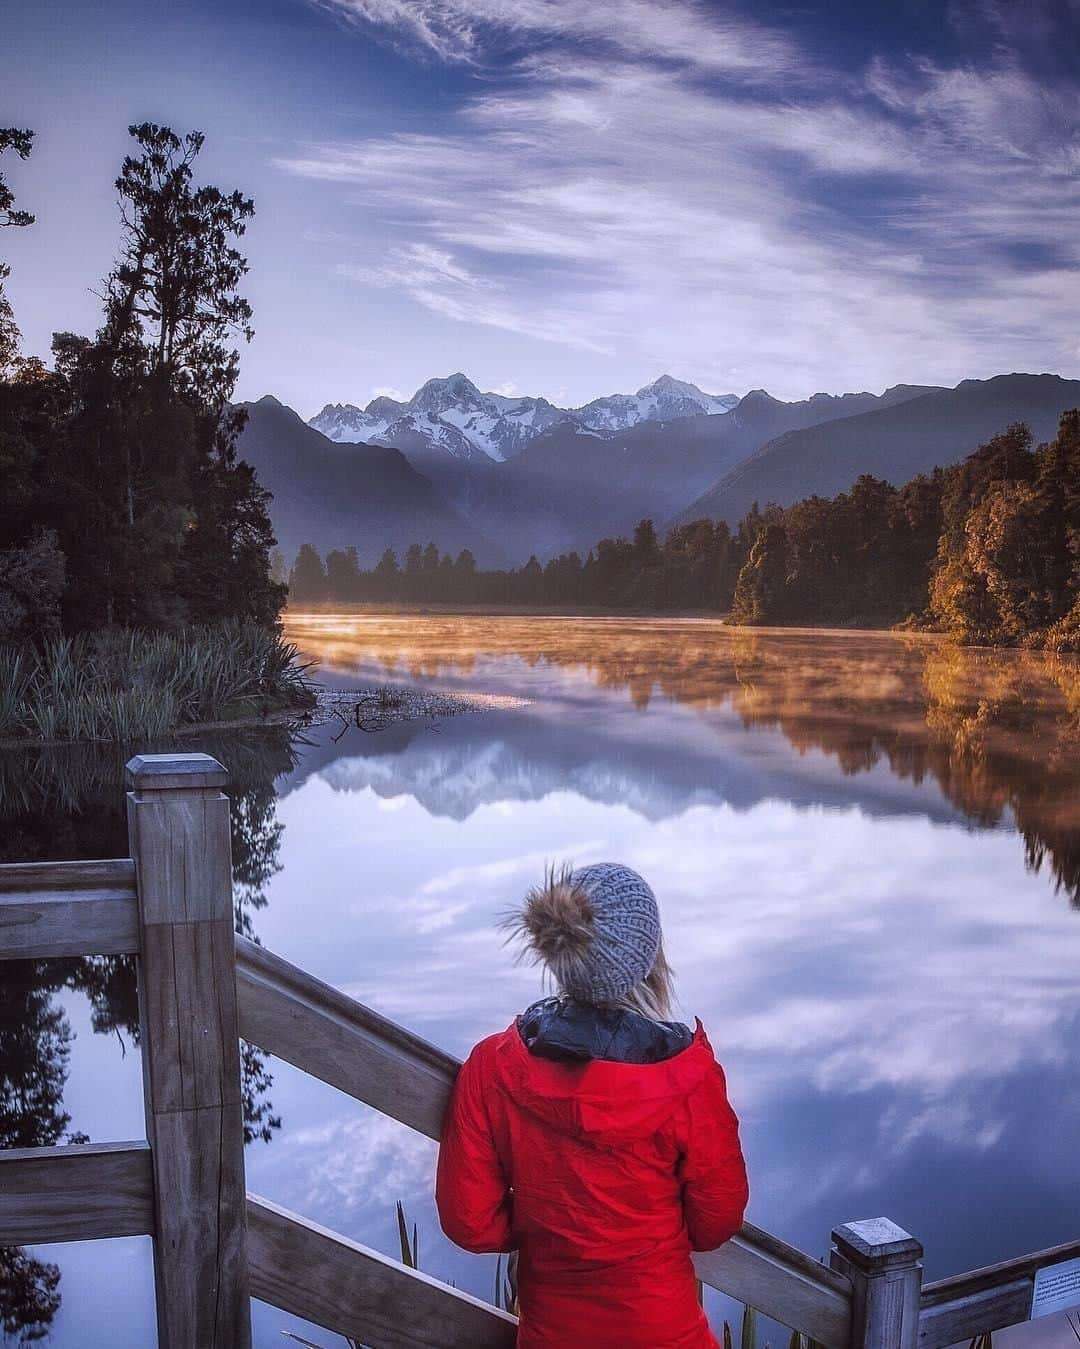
[0,753,1068,1348]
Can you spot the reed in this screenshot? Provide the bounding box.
[0,621,314,743]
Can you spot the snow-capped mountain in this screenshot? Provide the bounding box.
[310,373,573,465]
[572,374,739,431]
[309,372,739,465]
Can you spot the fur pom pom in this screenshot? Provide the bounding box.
[503,863,595,980]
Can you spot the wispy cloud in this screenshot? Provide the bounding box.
[337,241,496,291]
[310,0,804,77]
[285,0,1080,394]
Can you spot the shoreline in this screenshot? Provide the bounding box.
[281,606,1080,654]
[0,684,528,750]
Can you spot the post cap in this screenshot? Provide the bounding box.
[833,1218,923,1269]
[125,753,228,791]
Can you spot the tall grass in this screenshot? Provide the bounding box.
[0,620,314,743]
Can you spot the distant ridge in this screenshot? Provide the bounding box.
[236,395,500,566]
[672,373,1080,528]
[473,380,938,558]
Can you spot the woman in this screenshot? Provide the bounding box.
[436,862,749,1348]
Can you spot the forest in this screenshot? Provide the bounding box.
[0,125,312,743]
[0,124,284,642]
[287,413,1080,650]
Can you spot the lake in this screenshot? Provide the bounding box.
[2,614,1079,1347]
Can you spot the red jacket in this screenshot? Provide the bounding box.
[436,1015,749,1348]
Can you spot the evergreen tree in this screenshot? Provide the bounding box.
[289,544,326,603]
[326,546,362,601]
[732,522,790,623]
[373,548,400,599]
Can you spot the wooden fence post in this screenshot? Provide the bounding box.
[831,1219,923,1349]
[126,752,251,1349]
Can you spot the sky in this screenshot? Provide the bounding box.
[3,0,1079,414]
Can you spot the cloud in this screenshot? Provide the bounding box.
[311,0,804,78]
[285,0,1080,394]
[334,237,611,351]
[339,241,496,292]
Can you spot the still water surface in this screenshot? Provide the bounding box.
[3,615,1079,1346]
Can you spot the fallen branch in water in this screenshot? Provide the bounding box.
[303,685,529,739]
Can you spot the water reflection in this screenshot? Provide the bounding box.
[287,615,1080,902]
[3,617,1079,1345]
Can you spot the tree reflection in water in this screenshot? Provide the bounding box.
[0,728,298,1340]
[288,614,1080,904]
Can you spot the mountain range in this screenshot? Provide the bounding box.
[238,372,1080,570]
[674,372,1080,528]
[309,373,738,466]
[479,382,939,557]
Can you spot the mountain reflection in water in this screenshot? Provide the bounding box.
[1,615,1078,1346]
[287,614,1080,903]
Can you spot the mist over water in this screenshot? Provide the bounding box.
[3,615,1078,1346]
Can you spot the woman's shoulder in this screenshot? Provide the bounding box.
[460,1018,522,1069]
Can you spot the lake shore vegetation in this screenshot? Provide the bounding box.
[0,621,313,745]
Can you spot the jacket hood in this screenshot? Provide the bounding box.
[519,996,692,1065]
[494,1000,715,1144]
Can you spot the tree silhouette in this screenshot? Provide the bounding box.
[0,128,35,381]
[0,123,283,635]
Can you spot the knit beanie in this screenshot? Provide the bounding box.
[511,862,662,1004]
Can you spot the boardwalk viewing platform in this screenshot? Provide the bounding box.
[1,752,1076,1348]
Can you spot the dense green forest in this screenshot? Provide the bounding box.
[0,124,284,642]
[288,413,1080,650]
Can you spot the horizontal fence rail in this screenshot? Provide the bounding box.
[918,1236,1080,1349]
[236,934,457,1140]
[0,858,139,959]
[697,1225,853,1348]
[236,933,854,1348]
[248,1195,518,1349]
[0,1141,154,1243]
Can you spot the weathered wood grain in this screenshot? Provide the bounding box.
[128,790,233,925]
[916,1235,1080,1348]
[832,1220,923,1349]
[125,752,229,791]
[0,889,140,959]
[247,1193,518,1349]
[150,1103,251,1347]
[235,934,456,1140]
[0,857,135,892]
[918,1279,1033,1348]
[695,1233,852,1348]
[0,1141,153,1243]
[127,752,251,1349]
[922,1235,1080,1303]
[0,858,139,958]
[140,919,242,1113]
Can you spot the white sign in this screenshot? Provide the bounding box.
[1031,1257,1080,1320]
